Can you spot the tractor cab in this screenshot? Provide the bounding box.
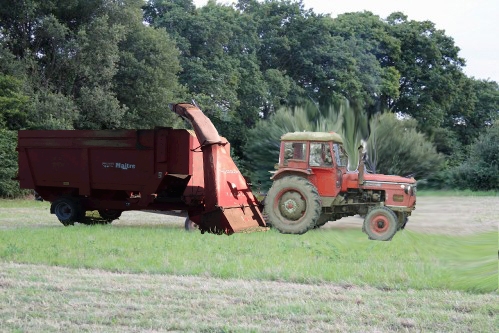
[273,132,348,198]
[278,132,346,170]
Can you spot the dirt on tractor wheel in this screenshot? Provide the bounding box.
[324,196,498,235]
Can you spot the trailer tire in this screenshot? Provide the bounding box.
[363,206,398,241]
[184,217,199,232]
[52,197,81,226]
[98,209,122,222]
[265,176,321,234]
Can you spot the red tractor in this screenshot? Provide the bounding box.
[264,132,416,241]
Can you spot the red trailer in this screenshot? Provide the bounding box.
[16,104,266,234]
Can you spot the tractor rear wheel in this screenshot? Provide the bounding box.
[363,206,398,241]
[265,176,321,234]
[52,197,81,226]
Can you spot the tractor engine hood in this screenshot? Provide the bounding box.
[362,173,416,185]
[344,172,416,185]
[342,172,416,192]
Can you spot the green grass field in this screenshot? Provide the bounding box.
[1,225,497,292]
[0,198,496,293]
[0,197,497,332]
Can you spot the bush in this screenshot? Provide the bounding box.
[0,129,28,198]
[367,113,444,179]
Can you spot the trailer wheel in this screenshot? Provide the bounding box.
[52,198,80,226]
[98,209,122,222]
[265,176,321,234]
[184,217,199,232]
[363,207,398,241]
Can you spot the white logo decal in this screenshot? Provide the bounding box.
[102,162,136,170]
[221,170,239,174]
[116,162,136,170]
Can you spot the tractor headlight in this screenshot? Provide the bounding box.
[404,185,411,195]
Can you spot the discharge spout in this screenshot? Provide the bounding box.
[170,103,222,146]
[170,103,266,234]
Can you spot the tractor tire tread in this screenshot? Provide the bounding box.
[265,176,321,234]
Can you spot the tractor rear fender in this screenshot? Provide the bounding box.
[271,168,312,181]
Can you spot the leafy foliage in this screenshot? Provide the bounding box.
[0,130,28,197]
[0,0,184,130]
[0,0,497,195]
[452,122,499,191]
[366,113,444,178]
[449,79,499,146]
[386,13,467,129]
[0,75,29,129]
[27,89,78,130]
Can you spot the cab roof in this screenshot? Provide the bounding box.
[280,131,343,143]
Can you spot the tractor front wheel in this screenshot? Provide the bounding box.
[363,206,398,241]
[265,176,321,234]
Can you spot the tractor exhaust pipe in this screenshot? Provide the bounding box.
[358,144,365,186]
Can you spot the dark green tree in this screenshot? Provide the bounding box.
[0,0,184,130]
[146,0,267,155]
[0,129,28,197]
[386,12,467,130]
[453,121,499,191]
[329,11,402,114]
[109,0,186,128]
[73,13,127,129]
[451,79,499,146]
[239,0,364,109]
[0,75,29,129]
[27,89,78,130]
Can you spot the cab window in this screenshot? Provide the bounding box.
[309,142,333,167]
[283,142,306,166]
[333,143,348,167]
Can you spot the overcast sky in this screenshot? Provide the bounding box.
[193,0,499,82]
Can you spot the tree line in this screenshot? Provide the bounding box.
[0,0,498,196]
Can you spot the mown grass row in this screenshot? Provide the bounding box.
[1,221,496,293]
[1,261,498,333]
